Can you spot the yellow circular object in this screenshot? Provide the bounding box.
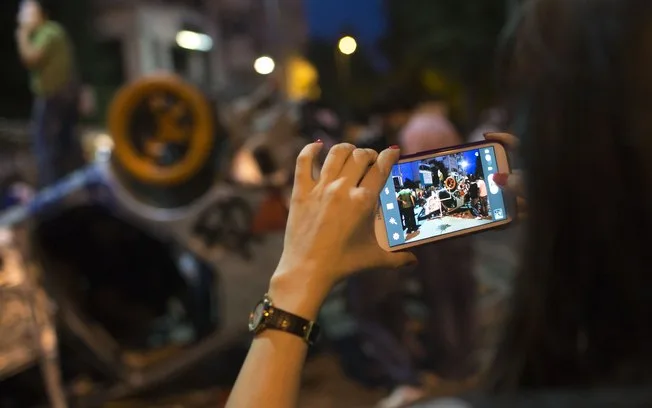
[445,176,457,191]
[108,74,214,186]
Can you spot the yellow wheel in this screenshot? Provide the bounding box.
[108,74,214,186]
[445,176,457,191]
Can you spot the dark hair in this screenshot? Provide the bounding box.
[488,0,652,391]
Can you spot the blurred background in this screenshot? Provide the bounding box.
[0,0,522,407]
[0,0,515,128]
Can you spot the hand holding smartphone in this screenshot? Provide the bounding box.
[375,141,514,251]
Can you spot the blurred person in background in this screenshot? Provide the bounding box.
[354,93,416,152]
[347,95,478,408]
[468,107,508,143]
[345,94,423,408]
[487,0,652,391]
[392,96,477,404]
[400,96,461,155]
[16,0,83,189]
[0,174,34,211]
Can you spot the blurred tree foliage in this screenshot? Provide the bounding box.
[381,0,508,127]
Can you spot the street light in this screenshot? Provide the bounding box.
[254,56,276,75]
[176,30,213,52]
[335,36,357,117]
[337,36,357,55]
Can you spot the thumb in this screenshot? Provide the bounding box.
[505,170,525,197]
[493,171,525,197]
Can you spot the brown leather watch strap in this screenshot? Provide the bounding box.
[265,307,320,345]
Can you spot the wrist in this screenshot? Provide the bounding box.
[268,267,331,321]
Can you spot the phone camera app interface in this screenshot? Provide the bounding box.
[379,147,507,247]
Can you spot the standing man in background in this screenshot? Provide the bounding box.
[476,175,489,218]
[16,0,83,188]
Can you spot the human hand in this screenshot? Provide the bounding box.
[273,142,417,300]
[484,132,527,219]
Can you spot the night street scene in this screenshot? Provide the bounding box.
[1,0,651,407]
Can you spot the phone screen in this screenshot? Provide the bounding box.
[379,146,508,247]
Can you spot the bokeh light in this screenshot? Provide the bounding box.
[254,56,276,75]
[338,36,357,55]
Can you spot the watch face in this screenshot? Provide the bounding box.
[248,301,266,331]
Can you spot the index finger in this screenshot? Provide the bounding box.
[293,141,323,195]
[359,146,401,193]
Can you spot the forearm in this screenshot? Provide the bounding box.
[227,327,308,408]
[226,272,327,408]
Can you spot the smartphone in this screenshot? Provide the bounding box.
[375,141,514,251]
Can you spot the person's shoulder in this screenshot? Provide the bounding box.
[42,21,67,37]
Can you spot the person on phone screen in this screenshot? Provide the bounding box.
[15,0,83,188]
[477,176,489,217]
[468,174,481,217]
[397,187,418,234]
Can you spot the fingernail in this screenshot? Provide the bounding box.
[315,139,323,143]
[389,145,400,150]
[493,173,509,186]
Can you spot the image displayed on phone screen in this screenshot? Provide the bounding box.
[379,147,508,247]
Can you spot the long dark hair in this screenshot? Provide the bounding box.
[488,0,652,391]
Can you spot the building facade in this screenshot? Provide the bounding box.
[93,0,307,95]
[207,0,308,94]
[94,0,225,91]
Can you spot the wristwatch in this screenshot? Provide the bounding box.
[248,294,320,345]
